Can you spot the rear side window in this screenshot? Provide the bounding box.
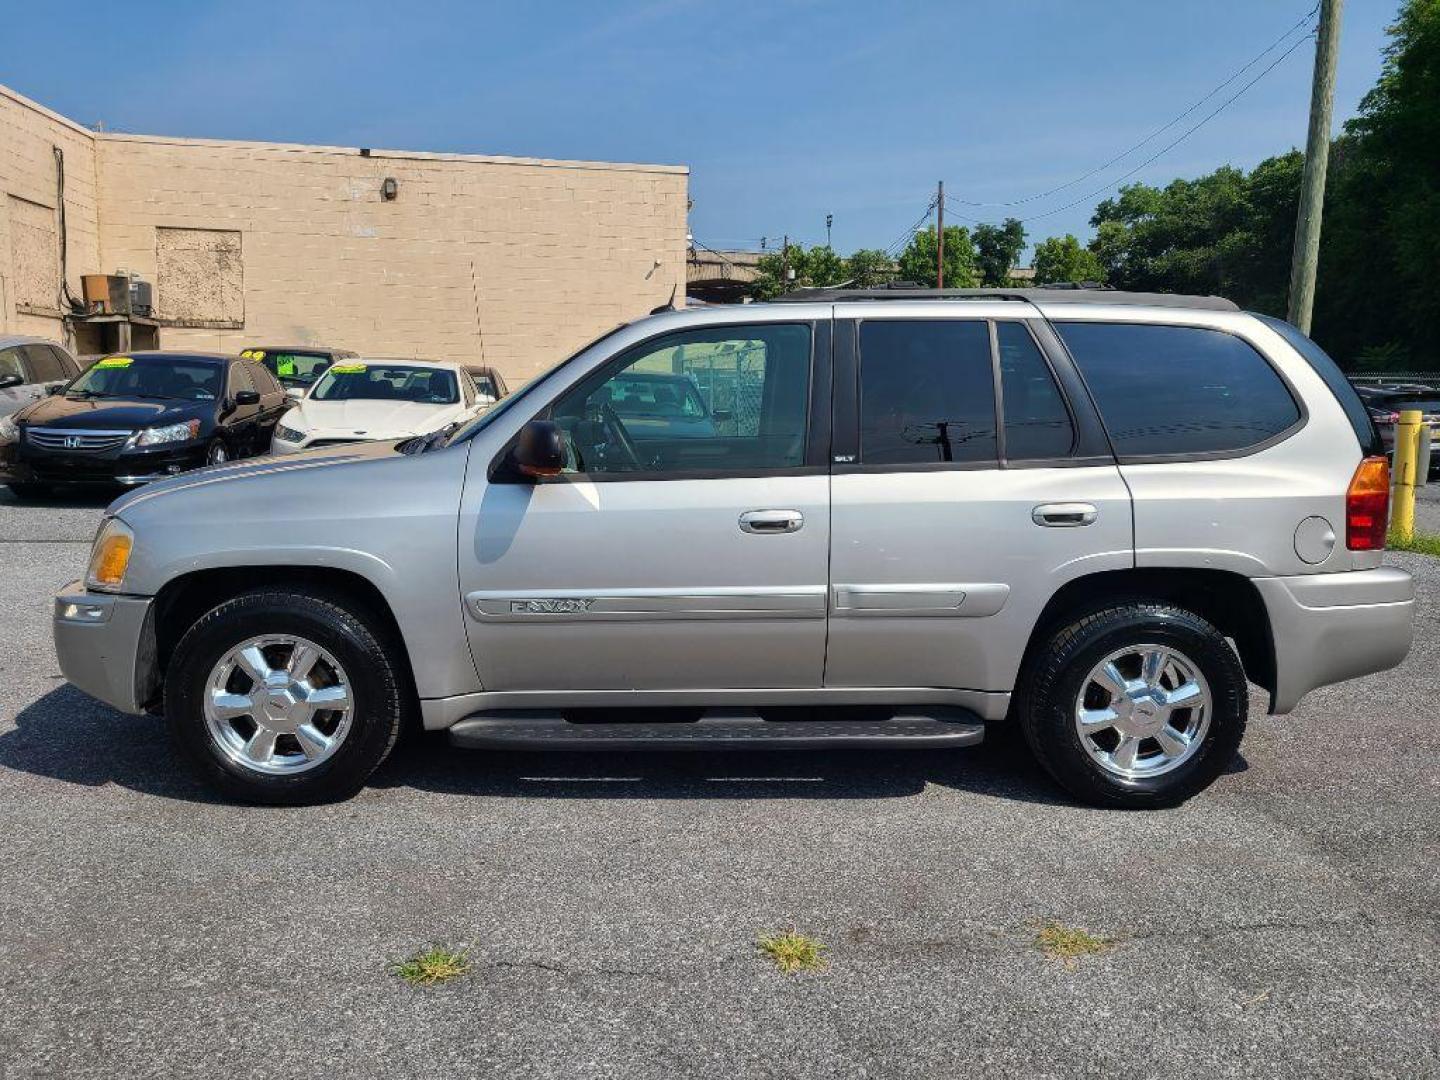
[21,344,65,383]
[49,346,80,379]
[997,322,1074,460]
[1254,314,1381,455]
[859,320,996,465]
[1056,322,1301,457]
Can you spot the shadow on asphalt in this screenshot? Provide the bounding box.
[3,684,1084,807]
[0,486,118,510]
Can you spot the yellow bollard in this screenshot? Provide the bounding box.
[1392,408,1422,541]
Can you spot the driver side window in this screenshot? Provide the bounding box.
[547,323,812,477]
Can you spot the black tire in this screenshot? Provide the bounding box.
[6,481,50,499]
[165,588,405,805]
[1017,603,1247,810]
[205,440,229,466]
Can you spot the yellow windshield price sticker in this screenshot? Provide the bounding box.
[240,349,265,361]
[95,356,133,369]
[330,363,366,374]
[276,356,296,376]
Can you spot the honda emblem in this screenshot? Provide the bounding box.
[63,435,81,449]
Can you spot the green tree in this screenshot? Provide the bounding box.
[845,248,894,287]
[974,218,1027,286]
[895,225,978,288]
[1312,0,1440,364]
[1033,235,1106,285]
[749,243,848,299]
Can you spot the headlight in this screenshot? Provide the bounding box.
[86,518,135,593]
[275,424,306,443]
[130,420,200,447]
[0,415,18,442]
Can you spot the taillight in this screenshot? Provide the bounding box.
[1346,456,1390,550]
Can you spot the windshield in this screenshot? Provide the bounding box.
[69,355,223,401]
[439,321,632,448]
[310,363,458,405]
[607,376,707,419]
[246,350,334,386]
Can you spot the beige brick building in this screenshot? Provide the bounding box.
[0,83,688,383]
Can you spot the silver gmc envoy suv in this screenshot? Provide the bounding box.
[53,289,1415,808]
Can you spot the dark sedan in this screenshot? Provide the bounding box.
[0,351,288,496]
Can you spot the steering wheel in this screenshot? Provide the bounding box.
[597,403,644,471]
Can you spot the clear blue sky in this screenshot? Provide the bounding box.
[3,0,1399,258]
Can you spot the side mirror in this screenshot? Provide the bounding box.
[285,386,306,401]
[513,419,565,479]
[234,390,260,406]
[46,383,66,396]
[0,373,22,390]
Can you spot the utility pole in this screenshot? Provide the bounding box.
[936,181,945,290]
[781,234,790,292]
[825,214,833,249]
[1287,0,1343,334]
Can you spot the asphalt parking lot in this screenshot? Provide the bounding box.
[1,487,1436,1080]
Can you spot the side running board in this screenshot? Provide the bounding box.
[446,707,985,751]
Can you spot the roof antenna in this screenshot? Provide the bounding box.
[650,282,678,315]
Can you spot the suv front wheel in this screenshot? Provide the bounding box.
[1019,604,1248,809]
[165,588,405,805]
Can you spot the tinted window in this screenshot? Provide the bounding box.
[68,355,224,401]
[549,323,811,475]
[230,362,255,394]
[311,364,459,405]
[997,322,1074,460]
[1254,314,1381,455]
[1056,322,1301,457]
[0,347,23,385]
[49,346,80,379]
[249,362,283,395]
[21,344,64,383]
[859,320,996,465]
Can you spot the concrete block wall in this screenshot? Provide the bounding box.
[0,83,688,383]
[97,136,688,381]
[0,86,100,342]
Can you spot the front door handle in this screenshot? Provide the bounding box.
[1032,502,1098,527]
[740,509,803,534]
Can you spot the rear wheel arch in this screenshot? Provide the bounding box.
[1020,568,1276,703]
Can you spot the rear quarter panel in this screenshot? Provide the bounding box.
[1056,309,1377,577]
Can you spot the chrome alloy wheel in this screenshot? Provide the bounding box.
[202,635,354,775]
[1074,644,1212,780]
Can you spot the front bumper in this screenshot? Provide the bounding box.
[53,580,159,714]
[2,440,208,486]
[1254,567,1414,714]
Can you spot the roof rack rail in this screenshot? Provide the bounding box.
[768,286,1238,311]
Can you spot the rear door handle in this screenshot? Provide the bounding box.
[740,509,803,534]
[1032,502,1098,527]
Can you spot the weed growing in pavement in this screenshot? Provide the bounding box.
[757,930,828,974]
[1031,920,1114,968]
[393,946,470,986]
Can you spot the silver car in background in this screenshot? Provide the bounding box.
[52,288,1414,809]
[0,335,82,420]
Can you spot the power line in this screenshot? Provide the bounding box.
[883,196,939,258]
[953,2,1319,211]
[1013,28,1315,226]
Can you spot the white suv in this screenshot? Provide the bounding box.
[53,288,1414,808]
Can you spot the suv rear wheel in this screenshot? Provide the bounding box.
[165,588,404,805]
[1019,604,1247,809]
